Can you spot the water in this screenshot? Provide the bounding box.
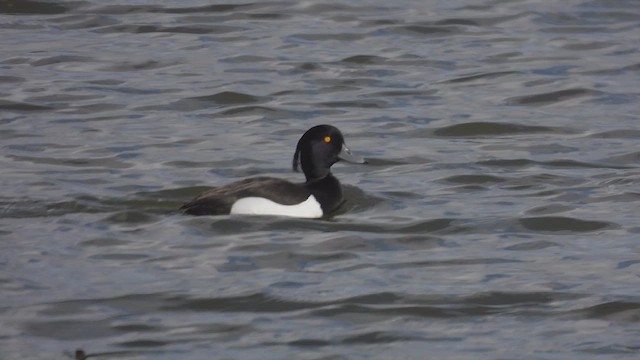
[1,0,639,359]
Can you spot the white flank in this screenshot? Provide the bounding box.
[230,195,323,218]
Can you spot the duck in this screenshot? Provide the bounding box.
[180,124,366,218]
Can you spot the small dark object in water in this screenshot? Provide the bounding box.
[75,349,87,360]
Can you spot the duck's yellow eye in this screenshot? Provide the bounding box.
[324,136,331,143]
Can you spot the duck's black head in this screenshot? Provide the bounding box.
[292,124,365,181]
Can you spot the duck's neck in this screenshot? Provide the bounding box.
[301,164,330,181]
[305,173,344,215]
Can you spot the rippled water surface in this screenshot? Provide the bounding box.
[2,0,640,359]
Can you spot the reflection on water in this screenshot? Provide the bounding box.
[1,0,640,359]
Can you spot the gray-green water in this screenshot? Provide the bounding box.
[1,0,639,359]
